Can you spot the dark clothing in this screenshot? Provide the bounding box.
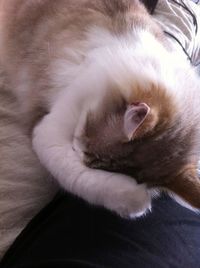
[1,193,200,268]
[140,0,158,13]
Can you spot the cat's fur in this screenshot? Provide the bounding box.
[0,0,200,218]
[0,66,57,258]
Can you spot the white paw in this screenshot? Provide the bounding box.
[104,182,151,219]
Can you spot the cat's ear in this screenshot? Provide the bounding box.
[124,102,150,140]
[165,164,200,210]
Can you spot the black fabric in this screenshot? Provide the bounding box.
[1,192,200,268]
[141,0,158,13]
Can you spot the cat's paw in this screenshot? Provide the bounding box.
[104,182,151,219]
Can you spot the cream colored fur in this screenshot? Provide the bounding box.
[0,68,57,258]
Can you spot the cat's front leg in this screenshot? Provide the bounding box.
[96,174,152,218]
[32,113,151,218]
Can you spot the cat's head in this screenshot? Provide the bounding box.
[78,68,200,212]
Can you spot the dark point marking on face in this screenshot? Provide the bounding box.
[81,83,200,209]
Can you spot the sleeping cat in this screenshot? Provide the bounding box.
[0,0,200,218]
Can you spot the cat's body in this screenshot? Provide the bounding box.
[0,64,57,258]
[1,0,200,218]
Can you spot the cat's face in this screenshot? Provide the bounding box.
[80,82,200,210]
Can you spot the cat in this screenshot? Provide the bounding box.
[0,0,200,218]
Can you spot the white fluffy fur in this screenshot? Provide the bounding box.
[33,27,199,218]
[33,69,151,218]
[33,29,162,218]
